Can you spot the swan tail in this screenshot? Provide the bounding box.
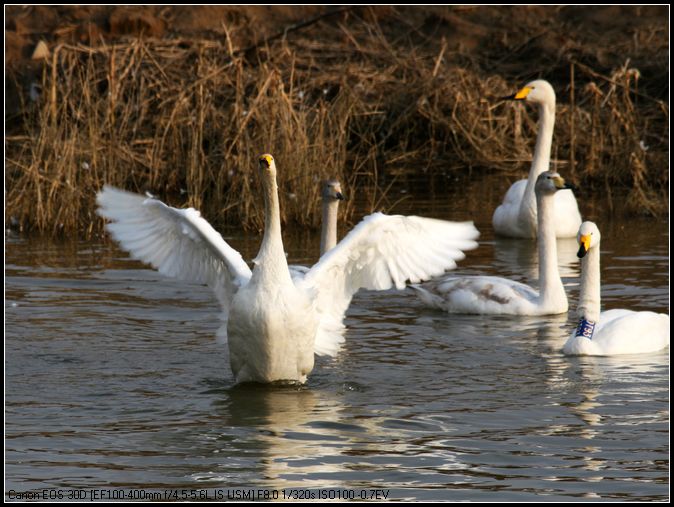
[409,284,445,309]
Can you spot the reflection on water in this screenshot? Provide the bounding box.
[492,236,580,280]
[4,180,669,501]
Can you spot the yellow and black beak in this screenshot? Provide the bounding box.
[259,154,273,168]
[501,85,532,101]
[553,175,576,192]
[335,191,345,201]
[577,234,591,258]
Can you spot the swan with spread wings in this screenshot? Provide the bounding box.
[97,154,479,384]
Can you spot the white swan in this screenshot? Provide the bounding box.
[493,79,582,238]
[319,179,344,255]
[288,180,344,279]
[97,154,480,384]
[412,170,571,315]
[563,221,669,356]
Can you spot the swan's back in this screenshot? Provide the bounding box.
[563,309,670,356]
[492,179,528,237]
[412,275,542,315]
[493,180,581,238]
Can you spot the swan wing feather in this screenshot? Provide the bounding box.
[96,185,252,311]
[302,212,479,355]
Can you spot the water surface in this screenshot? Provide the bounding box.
[5,178,669,501]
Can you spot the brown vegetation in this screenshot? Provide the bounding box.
[5,5,669,236]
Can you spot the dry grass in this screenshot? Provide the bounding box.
[6,40,365,235]
[5,7,669,236]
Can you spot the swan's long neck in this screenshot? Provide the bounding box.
[577,246,601,322]
[254,171,292,283]
[536,189,566,308]
[320,198,339,256]
[520,102,555,227]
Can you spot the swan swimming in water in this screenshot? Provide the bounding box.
[412,170,572,316]
[493,79,582,238]
[97,154,480,384]
[318,179,344,255]
[562,221,669,356]
[289,179,344,279]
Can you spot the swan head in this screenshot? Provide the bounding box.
[322,180,344,202]
[505,79,555,107]
[535,170,574,196]
[576,221,601,258]
[258,153,277,176]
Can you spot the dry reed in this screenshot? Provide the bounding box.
[5,7,669,236]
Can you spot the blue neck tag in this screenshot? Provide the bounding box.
[575,318,596,340]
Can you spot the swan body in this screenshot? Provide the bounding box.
[562,221,669,356]
[412,170,571,316]
[228,264,317,383]
[493,79,582,238]
[494,179,580,238]
[413,275,544,316]
[97,154,480,384]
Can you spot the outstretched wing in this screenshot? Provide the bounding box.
[301,212,479,355]
[96,186,252,316]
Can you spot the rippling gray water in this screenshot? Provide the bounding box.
[5,183,669,501]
